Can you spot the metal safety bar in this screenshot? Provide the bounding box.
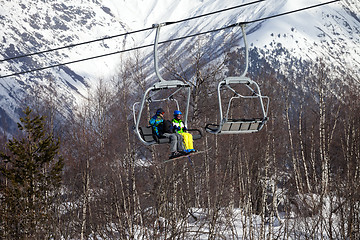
[133,23,193,145]
[205,24,269,135]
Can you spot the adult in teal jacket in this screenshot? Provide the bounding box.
[149,108,186,159]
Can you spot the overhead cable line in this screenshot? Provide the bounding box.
[0,24,236,79]
[163,0,265,26]
[0,0,340,79]
[0,0,265,63]
[0,43,153,79]
[0,26,153,63]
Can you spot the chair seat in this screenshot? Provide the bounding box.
[139,126,202,145]
[205,118,267,134]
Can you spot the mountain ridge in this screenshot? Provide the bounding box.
[0,0,359,133]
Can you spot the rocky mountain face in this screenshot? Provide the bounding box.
[0,0,359,134]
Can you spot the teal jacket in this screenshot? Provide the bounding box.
[149,114,164,136]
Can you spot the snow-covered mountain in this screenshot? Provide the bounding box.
[0,0,359,133]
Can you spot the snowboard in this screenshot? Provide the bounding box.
[163,149,208,163]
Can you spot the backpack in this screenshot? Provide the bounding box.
[163,120,174,133]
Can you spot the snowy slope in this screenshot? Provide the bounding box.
[0,0,359,133]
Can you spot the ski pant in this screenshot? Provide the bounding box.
[179,132,194,150]
[163,133,185,153]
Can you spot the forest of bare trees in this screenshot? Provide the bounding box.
[1,46,359,239]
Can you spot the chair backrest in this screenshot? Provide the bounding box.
[139,126,156,143]
[140,126,202,145]
[139,126,171,144]
[218,118,266,134]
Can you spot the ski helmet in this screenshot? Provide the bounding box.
[174,110,182,116]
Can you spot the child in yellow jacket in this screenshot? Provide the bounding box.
[172,110,195,153]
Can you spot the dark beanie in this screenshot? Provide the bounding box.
[156,108,165,115]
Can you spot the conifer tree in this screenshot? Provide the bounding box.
[0,107,63,239]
